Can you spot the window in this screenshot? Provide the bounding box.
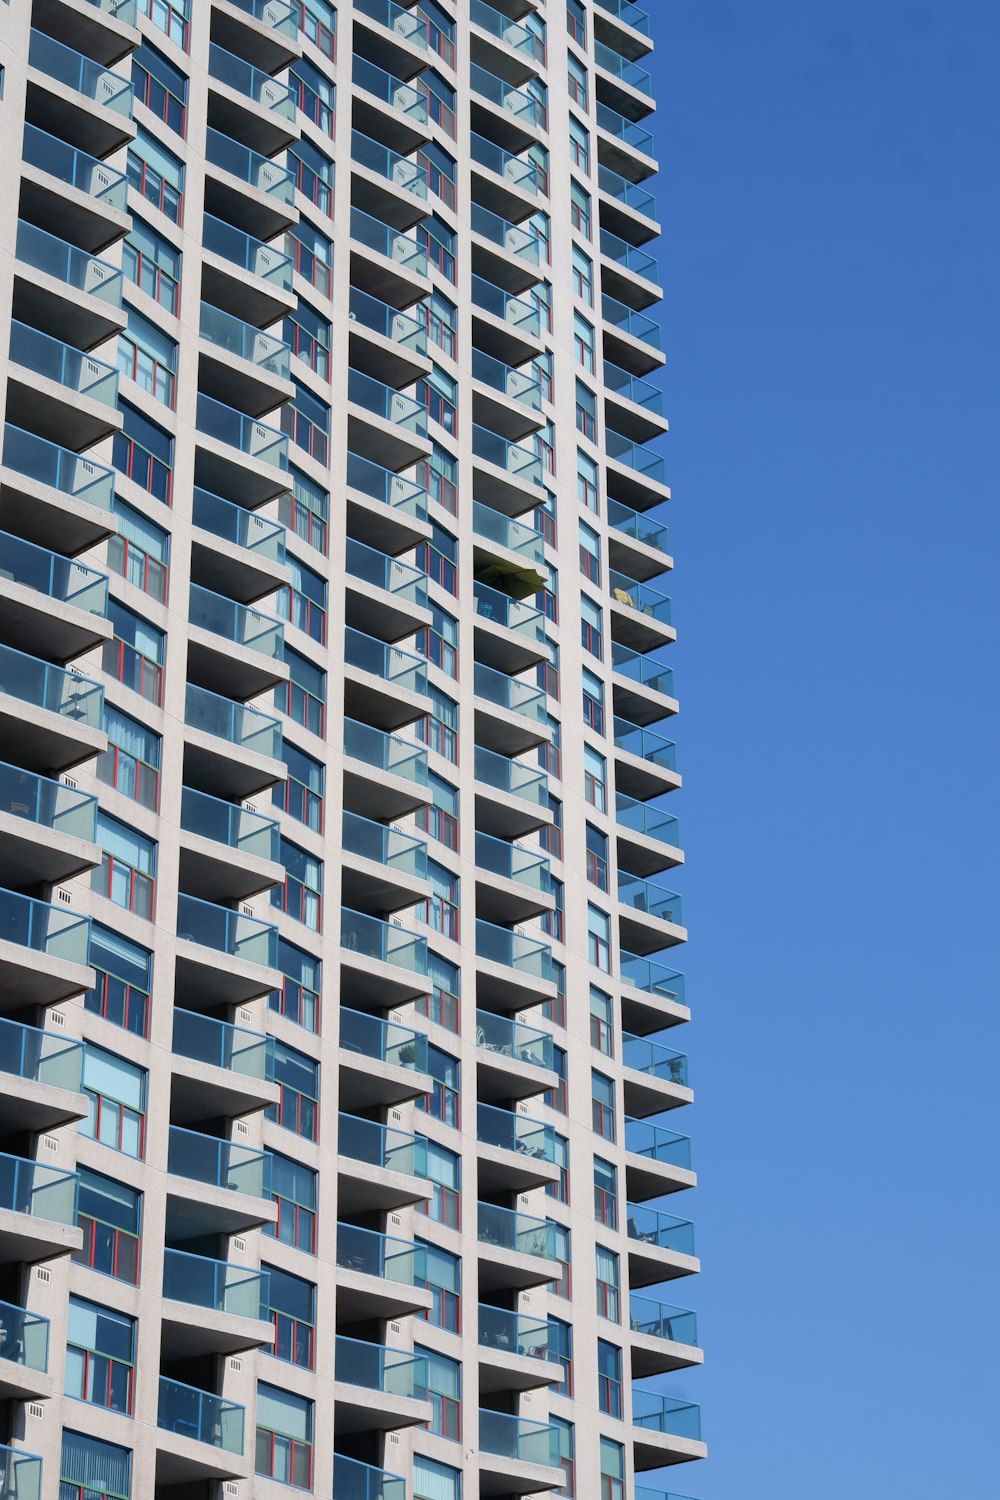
[286,220,333,298]
[132,41,187,134]
[594,1156,618,1229]
[572,244,594,305]
[417,1344,461,1441]
[576,379,597,440]
[578,449,600,512]
[285,300,331,377]
[256,1383,313,1489]
[93,811,156,920]
[86,924,152,1040]
[267,1040,319,1141]
[272,837,322,932]
[418,1239,461,1332]
[597,1339,623,1417]
[414,1456,462,1500]
[127,126,184,224]
[66,1297,135,1415]
[74,1169,141,1286]
[281,379,329,463]
[97,705,161,812]
[417,1043,460,1127]
[118,307,177,407]
[531,278,553,334]
[570,179,592,238]
[419,598,459,679]
[61,1431,131,1500]
[416,69,457,137]
[546,1046,568,1115]
[548,1317,573,1395]
[123,216,180,314]
[282,465,329,554]
[600,1438,625,1500]
[416,770,459,851]
[277,644,325,737]
[421,288,458,357]
[416,950,461,1034]
[417,212,457,283]
[582,667,605,733]
[574,312,596,373]
[274,740,324,833]
[113,399,173,504]
[81,1045,146,1160]
[420,859,460,943]
[569,113,590,172]
[266,1151,317,1253]
[596,1244,621,1322]
[535,416,556,477]
[546,1130,570,1204]
[417,523,458,594]
[526,139,550,195]
[267,1263,315,1370]
[418,440,458,514]
[269,937,321,1034]
[418,141,457,208]
[581,595,603,659]
[278,555,327,645]
[290,57,335,134]
[542,958,566,1029]
[548,1219,571,1298]
[584,745,607,812]
[592,1069,616,1142]
[568,51,589,107]
[417,1138,460,1229]
[534,349,554,404]
[138,0,188,48]
[419,365,458,435]
[527,77,549,132]
[289,137,333,212]
[108,498,169,603]
[539,792,563,860]
[296,0,335,58]
[590,986,614,1055]
[567,0,586,44]
[415,1,457,67]
[586,823,609,889]
[552,1415,576,1497]
[416,684,459,764]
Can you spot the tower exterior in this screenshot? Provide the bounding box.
[0,2,702,1499]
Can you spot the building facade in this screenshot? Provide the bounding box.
[0,0,702,1497]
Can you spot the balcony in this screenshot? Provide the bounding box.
[161,1248,272,1358]
[345,539,430,644]
[470,0,545,86]
[202,213,295,326]
[620,954,690,1036]
[350,207,429,306]
[31,0,138,65]
[0,644,103,776]
[602,293,664,376]
[0,888,91,1011]
[475,918,555,1011]
[0,1300,51,1402]
[342,716,430,823]
[335,1223,432,1321]
[474,746,550,839]
[0,1154,80,1265]
[601,228,661,315]
[198,302,292,418]
[622,1035,691,1120]
[624,1118,696,1200]
[347,368,429,471]
[346,449,430,554]
[192,486,288,604]
[207,42,297,156]
[166,1126,275,1240]
[334,1337,431,1434]
[187,582,287,700]
[612,643,678,726]
[472,351,543,443]
[472,274,542,365]
[348,286,429,387]
[13,220,125,349]
[0,1018,85,1136]
[595,37,654,121]
[211,0,300,72]
[341,809,429,915]
[609,571,675,654]
[472,424,543,514]
[340,908,429,1008]
[479,1410,562,1497]
[175,892,280,1008]
[599,164,659,248]
[26,29,133,158]
[20,123,128,252]
[597,102,657,189]
[627,1204,700,1285]
[156,1375,247,1485]
[0,1444,43,1499]
[205,128,296,243]
[470,64,541,154]
[6,321,118,449]
[0,761,98,890]
[183,682,284,801]
[350,130,427,229]
[473,501,547,595]
[352,56,429,154]
[171,1008,277,1123]
[477,1102,559,1193]
[336,1114,431,1213]
[195,392,288,505]
[0,530,109,665]
[608,498,671,583]
[471,205,542,295]
[0,425,116,554]
[605,366,667,451]
[474,662,548,755]
[478,1305,559,1394]
[478,1203,558,1292]
[338,1007,431,1110]
[344,627,428,732]
[334,1455,406,1500]
[470,133,539,223]
[475,830,551,925]
[354,0,429,75]
[618,873,686,954]
[474,582,547,676]
[475,1010,556,1104]
[629,1292,701,1376]
[617,793,683,878]
[632,1391,707,1469]
[594,0,652,54]
[177,787,280,906]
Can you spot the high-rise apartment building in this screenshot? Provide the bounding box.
[0,0,702,1497]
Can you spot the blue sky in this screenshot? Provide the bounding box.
[643,2,1000,1494]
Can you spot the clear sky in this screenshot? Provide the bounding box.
[642,2,1000,1495]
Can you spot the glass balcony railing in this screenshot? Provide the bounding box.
[172,1008,274,1081]
[627,1203,696,1257]
[2,425,115,514]
[470,132,538,195]
[618,873,683,927]
[596,0,651,34]
[188,583,284,661]
[184,682,282,760]
[346,538,427,607]
[610,571,672,626]
[208,42,295,118]
[158,1375,246,1453]
[475,919,553,983]
[474,662,547,723]
[0,1299,49,1373]
[0,759,97,843]
[193,487,286,563]
[474,745,548,807]
[335,1336,428,1399]
[340,1007,428,1072]
[472,424,543,485]
[471,0,544,60]
[15,221,123,306]
[342,810,427,881]
[0,642,102,728]
[9,321,117,407]
[351,130,426,198]
[28,29,133,113]
[622,1033,688,1086]
[604,362,664,415]
[471,276,540,337]
[479,1410,559,1468]
[472,350,542,409]
[167,1125,271,1198]
[606,432,667,485]
[475,1010,553,1070]
[599,163,657,218]
[199,303,290,378]
[349,287,426,355]
[473,503,546,568]
[176,892,279,968]
[350,207,428,277]
[475,831,550,893]
[477,1202,555,1259]
[0,1153,77,1224]
[163,1248,270,1320]
[601,227,660,284]
[611,642,675,699]
[624,1118,692,1171]
[474,582,546,645]
[471,204,540,264]
[603,294,661,349]
[355,0,428,45]
[597,100,655,154]
[343,717,428,787]
[0,1016,84,1094]
[0,887,90,967]
[346,450,428,520]
[620,953,686,1005]
[353,56,427,122]
[629,1292,698,1346]
[345,628,427,697]
[334,1455,406,1500]
[478,1304,549,1359]
[226,0,297,37]
[338,1113,428,1177]
[632,1390,702,1441]
[616,791,680,846]
[336,1223,427,1287]
[0,530,107,616]
[203,213,294,291]
[22,124,127,211]
[340,908,427,974]
[477,1102,557,1162]
[471,64,538,126]
[348,369,427,435]
[196,393,288,470]
[595,38,653,94]
[206,128,295,202]
[608,498,670,555]
[0,1444,42,1500]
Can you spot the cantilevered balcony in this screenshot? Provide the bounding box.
[20,123,129,253]
[594,37,654,121]
[32,0,138,66]
[601,233,661,324]
[348,286,429,387]
[624,1118,696,1200]
[470,133,539,224]
[612,643,678,726]
[622,1033,691,1117]
[475,919,555,1011]
[6,321,119,449]
[618,873,686,953]
[478,1305,560,1394]
[471,205,542,296]
[0,889,91,1012]
[602,293,664,376]
[25,29,133,158]
[353,0,430,76]
[345,539,430,644]
[629,1292,701,1376]
[598,163,659,246]
[472,424,543,514]
[344,627,428,731]
[338,1007,431,1110]
[334,1337,431,1434]
[608,498,671,585]
[175,893,280,1007]
[352,56,430,154]
[183,683,285,801]
[472,352,543,451]
[594,0,653,58]
[627,1204,700,1285]
[475,1010,556,1104]
[474,583,548,676]
[0,762,97,889]
[334,1223,433,1321]
[609,570,675,653]
[350,206,429,306]
[632,1391,707,1469]
[617,793,683,878]
[470,64,541,155]
[0,531,109,663]
[166,1126,275,1240]
[0,644,103,774]
[620,955,690,1036]
[156,1375,247,1486]
[198,302,293,418]
[170,1008,277,1122]
[336,1114,431,1213]
[350,130,427,230]
[192,487,288,604]
[187,582,287,700]
[0,1018,85,1135]
[195,393,288,505]
[204,128,297,242]
[474,745,551,840]
[347,368,429,471]
[473,501,548,596]
[340,908,429,1008]
[596,100,657,188]
[341,810,429,914]
[14,220,125,349]
[474,662,548,756]
[477,1203,559,1293]
[202,213,295,326]
[0,1154,80,1264]
[210,0,300,72]
[472,274,543,366]
[479,1410,563,1498]
[470,0,545,86]
[605,365,667,450]
[346,450,431,554]
[477,1103,560,1193]
[161,1249,272,1358]
[475,831,552,925]
[342,716,430,823]
[334,1455,406,1500]
[0,425,116,554]
[207,42,297,156]
[0,1300,51,1402]
[607,437,670,513]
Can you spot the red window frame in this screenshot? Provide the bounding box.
[75,1215,141,1285]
